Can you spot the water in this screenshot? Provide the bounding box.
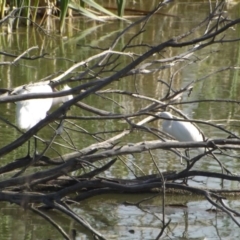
[0,0,240,239]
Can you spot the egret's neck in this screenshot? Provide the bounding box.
[52,96,72,106]
[162,119,172,129]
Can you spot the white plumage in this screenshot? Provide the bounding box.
[13,84,73,157]
[52,85,73,106]
[16,85,53,130]
[15,84,73,130]
[159,112,203,142]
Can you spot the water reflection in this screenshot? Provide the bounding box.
[0,0,240,239]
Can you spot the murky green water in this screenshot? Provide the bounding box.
[0,0,240,239]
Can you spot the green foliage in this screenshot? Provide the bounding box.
[0,0,127,33]
[68,0,126,22]
[20,0,31,25]
[116,0,125,17]
[82,0,125,20]
[31,0,39,23]
[59,0,69,33]
[0,0,6,19]
[80,0,85,8]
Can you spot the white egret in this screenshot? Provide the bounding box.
[14,84,73,157]
[16,85,53,130]
[157,111,205,157]
[159,112,204,142]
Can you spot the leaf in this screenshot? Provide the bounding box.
[59,0,69,33]
[31,0,39,23]
[116,0,126,17]
[82,0,126,21]
[68,1,105,22]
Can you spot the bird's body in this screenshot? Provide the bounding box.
[14,84,73,157]
[15,84,73,130]
[159,112,203,142]
[16,85,53,130]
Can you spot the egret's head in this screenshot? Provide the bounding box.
[61,85,73,101]
[158,112,173,120]
[52,85,73,106]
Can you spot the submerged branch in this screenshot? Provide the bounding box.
[1,1,240,237]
